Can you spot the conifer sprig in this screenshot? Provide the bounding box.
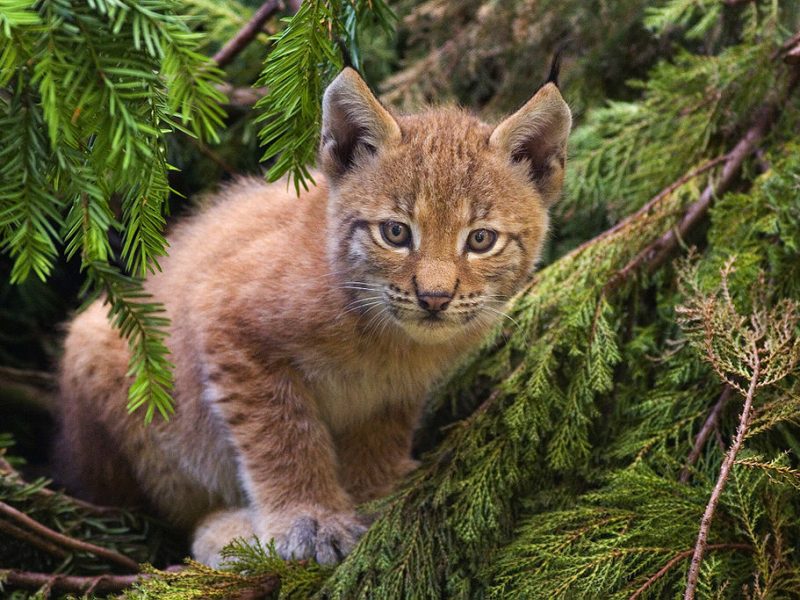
[254,0,394,192]
[0,0,226,420]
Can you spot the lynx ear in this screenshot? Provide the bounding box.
[320,68,401,182]
[490,83,572,206]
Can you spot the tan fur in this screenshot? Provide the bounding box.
[56,68,571,565]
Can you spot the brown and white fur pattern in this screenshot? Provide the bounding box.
[56,68,571,566]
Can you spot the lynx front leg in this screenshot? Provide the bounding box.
[335,403,422,504]
[200,352,365,565]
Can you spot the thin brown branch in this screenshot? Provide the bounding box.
[684,357,761,600]
[0,455,15,476]
[0,569,146,594]
[0,501,139,572]
[0,365,57,412]
[216,82,269,108]
[596,61,795,296]
[0,519,69,559]
[777,31,800,64]
[212,0,286,68]
[629,543,749,600]
[606,95,786,295]
[679,386,734,483]
[34,485,124,516]
[189,136,242,175]
[0,568,280,597]
[568,154,729,260]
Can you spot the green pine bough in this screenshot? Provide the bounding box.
[254,0,394,193]
[119,25,800,600]
[3,0,800,598]
[0,0,228,422]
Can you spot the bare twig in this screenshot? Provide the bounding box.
[212,0,285,68]
[777,31,800,64]
[0,569,146,594]
[679,386,734,483]
[0,455,15,476]
[0,568,280,597]
[568,154,729,260]
[189,137,242,175]
[0,501,139,572]
[605,97,784,294]
[629,543,749,600]
[0,519,69,559]
[34,485,123,516]
[0,365,57,412]
[683,357,760,600]
[216,82,269,108]
[1,449,128,516]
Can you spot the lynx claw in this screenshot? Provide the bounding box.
[276,513,367,565]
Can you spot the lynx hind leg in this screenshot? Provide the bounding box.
[192,508,257,568]
[56,301,147,506]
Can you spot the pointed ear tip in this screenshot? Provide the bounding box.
[338,67,364,84]
[537,81,564,99]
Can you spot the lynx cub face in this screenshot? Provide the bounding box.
[56,67,571,567]
[321,69,571,343]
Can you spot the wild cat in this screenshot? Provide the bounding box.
[56,66,571,566]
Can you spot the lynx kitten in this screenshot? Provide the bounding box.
[57,67,571,566]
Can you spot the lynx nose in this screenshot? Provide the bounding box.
[417,291,452,313]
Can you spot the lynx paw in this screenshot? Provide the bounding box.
[272,512,367,565]
[192,508,255,568]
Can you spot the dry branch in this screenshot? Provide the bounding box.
[683,360,760,599]
[628,543,749,600]
[679,386,734,483]
[0,519,69,559]
[0,501,139,572]
[1,569,146,595]
[216,82,269,108]
[1,567,280,597]
[212,0,285,68]
[606,92,788,293]
[0,365,56,412]
[568,154,729,260]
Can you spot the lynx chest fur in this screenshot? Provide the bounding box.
[57,66,571,567]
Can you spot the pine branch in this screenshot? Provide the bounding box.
[679,386,733,483]
[88,262,175,423]
[0,500,140,572]
[212,0,286,68]
[683,359,760,599]
[606,68,798,293]
[568,154,729,260]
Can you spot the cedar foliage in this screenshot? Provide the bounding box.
[2,0,800,598]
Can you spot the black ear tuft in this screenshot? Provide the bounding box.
[336,37,355,70]
[545,51,562,88]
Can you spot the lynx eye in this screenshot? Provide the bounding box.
[467,229,497,253]
[380,221,411,247]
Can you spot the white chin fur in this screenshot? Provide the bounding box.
[397,318,475,345]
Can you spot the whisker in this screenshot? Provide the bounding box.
[481,305,526,337]
[340,300,385,318]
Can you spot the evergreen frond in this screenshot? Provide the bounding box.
[254,0,394,192]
